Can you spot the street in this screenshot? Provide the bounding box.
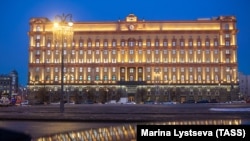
[0,103,250,140]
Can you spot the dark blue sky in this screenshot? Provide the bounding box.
[0,0,249,86]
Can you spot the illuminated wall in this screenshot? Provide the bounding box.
[27,14,238,97]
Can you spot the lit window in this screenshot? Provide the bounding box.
[79,76,83,81]
[129,68,134,73]
[71,67,74,72]
[214,67,218,72]
[95,41,100,47]
[36,35,40,40]
[155,41,159,47]
[163,50,167,54]
[79,50,83,55]
[198,75,201,81]
[112,67,116,72]
[214,41,218,46]
[121,68,125,73]
[36,26,41,31]
[206,67,210,72]
[205,41,210,47]
[104,75,108,81]
[129,40,135,47]
[214,50,218,54]
[112,40,116,47]
[146,40,151,47]
[172,41,176,46]
[138,41,142,47]
[79,67,83,72]
[138,68,142,73]
[197,67,201,72]
[189,41,193,47]
[71,50,75,55]
[129,50,134,54]
[87,75,91,81]
[206,50,210,54]
[103,50,108,54]
[189,50,193,54]
[104,41,108,47]
[94,67,98,73]
[197,41,201,47]
[121,41,125,47]
[104,67,107,72]
[112,75,116,81]
[36,42,40,47]
[172,68,176,72]
[47,42,51,48]
[181,75,184,81]
[46,67,50,73]
[180,41,184,47]
[163,40,168,47]
[189,67,193,72]
[96,50,99,54]
[180,50,184,54]
[225,41,230,46]
[155,50,159,54]
[138,50,142,54]
[197,50,201,54]
[147,67,151,72]
[87,41,92,47]
[79,41,83,47]
[121,50,124,54]
[87,67,91,72]
[147,50,151,54]
[88,50,91,54]
[172,50,176,54]
[181,68,184,72]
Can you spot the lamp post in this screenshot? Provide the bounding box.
[53,13,74,113]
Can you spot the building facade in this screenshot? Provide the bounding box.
[238,72,250,100]
[0,70,19,98]
[28,14,239,103]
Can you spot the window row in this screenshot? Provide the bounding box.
[34,66,230,73]
[35,49,230,55]
[35,36,232,48]
[36,74,233,82]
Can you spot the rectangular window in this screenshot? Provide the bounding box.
[172,41,176,47]
[163,41,168,47]
[146,41,151,47]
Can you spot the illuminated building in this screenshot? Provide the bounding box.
[28,14,239,103]
[0,70,19,98]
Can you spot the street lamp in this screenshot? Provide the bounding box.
[53,13,74,113]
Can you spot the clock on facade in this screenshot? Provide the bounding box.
[129,24,134,30]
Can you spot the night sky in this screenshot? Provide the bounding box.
[0,0,249,86]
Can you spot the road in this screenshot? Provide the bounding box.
[0,103,250,140]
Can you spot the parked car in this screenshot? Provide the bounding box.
[0,97,11,107]
[196,100,209,103]
[210,99,218,103]
[144,100,155,104]
[162,101,177,105]
[83,100,94,104]
[182,99,196,104]
[21,100,29,105]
